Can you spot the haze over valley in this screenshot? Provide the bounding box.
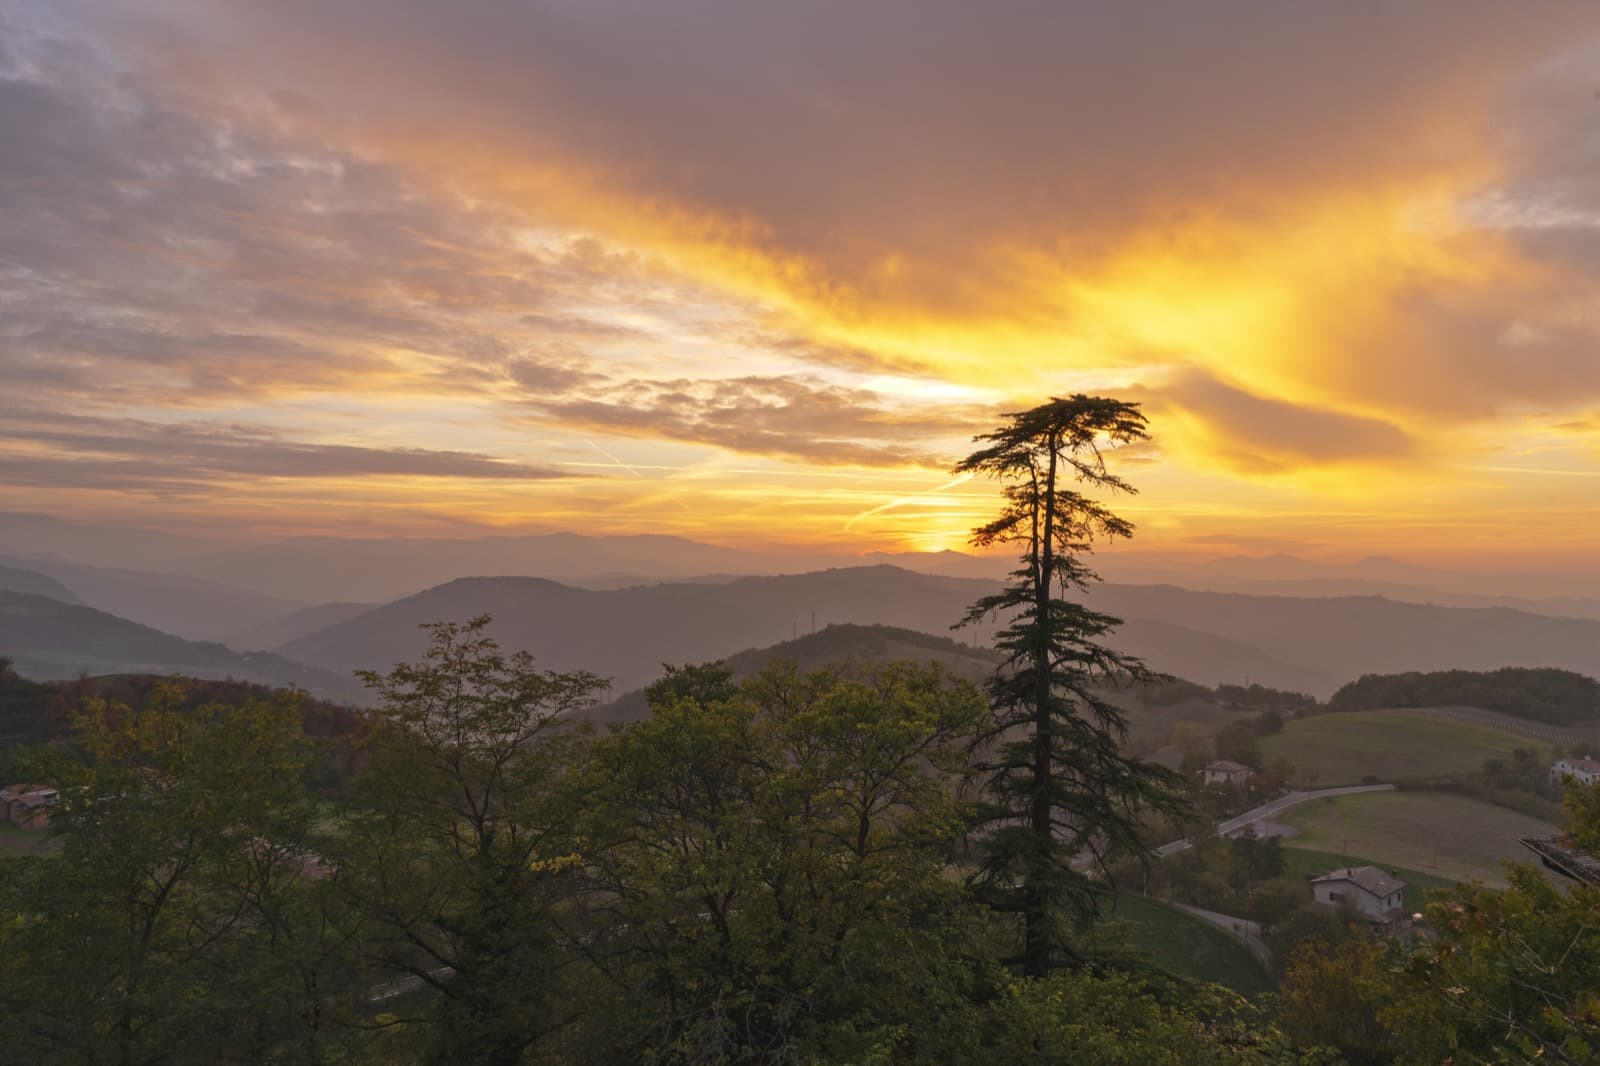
[5,3,1600,1061]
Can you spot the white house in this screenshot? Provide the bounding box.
[1311,866,1406,922]
[1201,760,1252,787]
[1550,757,1600,787]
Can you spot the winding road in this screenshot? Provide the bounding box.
[1154,783,1395,858]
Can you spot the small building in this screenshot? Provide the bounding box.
[1312,866,1406,922]
[2,784,59,830]
[1550,757,1600,787]
[1201,760,1252,787]
[1520,836,1600,886]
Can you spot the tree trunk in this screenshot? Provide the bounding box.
[1025,436,1059,979]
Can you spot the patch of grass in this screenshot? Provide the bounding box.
[1100,894,1272,998]
[1278,790,1558,888]
[1262,710,1537,786]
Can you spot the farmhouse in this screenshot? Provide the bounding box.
[1201,760,1252,787]
[1311,866,1406,922]
[0,783,59,830]
[1549,757,1600,786]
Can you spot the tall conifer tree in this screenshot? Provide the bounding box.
[956,394,1185,977]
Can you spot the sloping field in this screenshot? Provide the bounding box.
[1261,710,1537,786]
[1279,790,1558,887]
[1103,895,1271,997]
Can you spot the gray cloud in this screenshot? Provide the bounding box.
[520,374,983,467]
[119,2,1597,295]
[1144,368,1417,473]
[0,409,583,490]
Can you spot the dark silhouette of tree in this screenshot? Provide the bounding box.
[955,394,1185,977]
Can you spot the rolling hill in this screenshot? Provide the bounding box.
[0,554,306,643]
[279,567,1003,694]
[0,590,366,704]
[0,563,80,604]
[226,601,380,651]
[592,622,1005,722]
[278,566,1600,702]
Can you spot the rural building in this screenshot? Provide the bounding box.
[1520,836,1600,886]
[1311,866,1406,922]
[1201,760,1252,787]
[1549,757,1600,786]
[1,784,58,830]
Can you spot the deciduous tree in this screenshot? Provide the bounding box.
[580,659,990,1063]
[336,617,607,1066]
[0,684,342,1064]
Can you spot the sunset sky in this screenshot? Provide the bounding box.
[4,2,1600,567]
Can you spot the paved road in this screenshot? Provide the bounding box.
[1165,900,1272,968]
[1155,783,1395,858]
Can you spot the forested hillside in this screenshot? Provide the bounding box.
[1329,667,1600,725]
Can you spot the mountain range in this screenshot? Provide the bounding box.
[9,542,1600,709]
[278,567,1600,701]
[0,590,368,704]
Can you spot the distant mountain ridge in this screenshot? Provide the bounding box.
[278,566,1600,700]
[0,553,307,642]
[0,563,80,604]
[0,590,366,704]
[278,567,1001,694]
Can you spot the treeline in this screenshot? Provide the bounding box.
[1330,667,1600,725]
[3,624,1598,1062]
[0,623,1293,1065]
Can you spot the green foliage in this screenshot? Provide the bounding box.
[1330,667,1600,725]
[1564,775,1600,856]
[0,683,348,1064]
[965,969,1306,1064]
[1277,934,1400,1064]
[1214,720,1263,769]
[1215,684,1318,713]
[1226,828,1283,892]
[954,395,1187,975]
[579,659,991,1063]
[337,616,607,1066]
[1382,866,1600,1063]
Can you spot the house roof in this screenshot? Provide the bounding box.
[1312,865,1405,899]
[1204,760,1252,773]
[1555,757,1600,774]
[1520,836,1600,886]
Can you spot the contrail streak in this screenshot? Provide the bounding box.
[844,472,975,531]
[586,439,692,510]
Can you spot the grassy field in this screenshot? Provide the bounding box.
[1279,790,1558,888]
[1100,894,1272,998]
[1261,710,1538,786]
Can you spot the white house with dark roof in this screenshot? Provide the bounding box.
[1201,760,1252,787]
[1550,757,1600,787]
[1312,866,1406,922]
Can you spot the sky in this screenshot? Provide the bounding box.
[3,1,1600,567]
